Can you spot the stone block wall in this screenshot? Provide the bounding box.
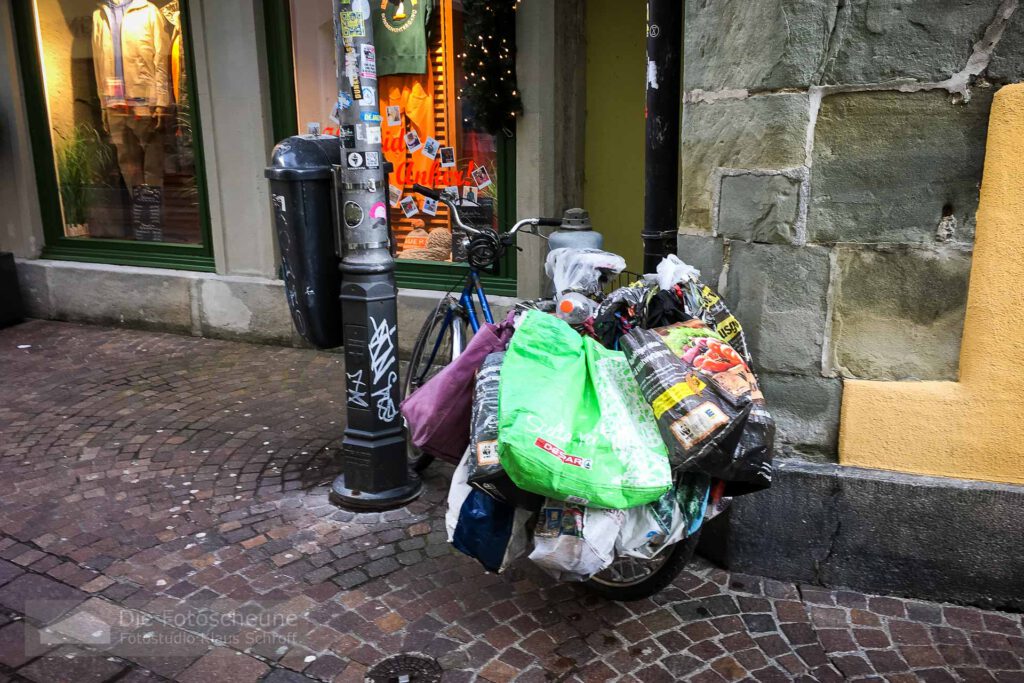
[677,0,1022,461]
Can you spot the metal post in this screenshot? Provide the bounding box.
[329,0,421,509]
[642,0,684,274]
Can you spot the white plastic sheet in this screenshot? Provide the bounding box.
[545,248,627,297]
[446,448,474,543]
[528,500,624,582]
[655,253,701,291]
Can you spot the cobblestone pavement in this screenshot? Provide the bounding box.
[0,320,1022,683]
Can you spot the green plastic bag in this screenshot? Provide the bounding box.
[497,310,672,509]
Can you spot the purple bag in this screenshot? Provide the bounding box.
[401,314,516,463]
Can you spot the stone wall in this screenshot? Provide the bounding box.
[677,0,1023,462]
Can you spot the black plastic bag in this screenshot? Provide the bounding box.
[467,352,544,510]
[621,328,751,471]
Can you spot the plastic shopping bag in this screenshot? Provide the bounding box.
[468,352,544,510]
[655,322,774,494]
[545,248,626,298]
[620,326,751,472]
[449,450,533,573]
[622,325,773,494]
[616,473,711,560]
[401,313,515,463]
[446,448,474,542]
[498,310,672,509]
[528,500,624,582]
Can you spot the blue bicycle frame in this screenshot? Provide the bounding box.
[416,268,494,386]
[459,268,495,333]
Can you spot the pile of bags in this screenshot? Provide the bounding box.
[401,250,774,582]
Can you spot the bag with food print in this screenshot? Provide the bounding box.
[498,310,672,510]
[620,326,750,472]
[661,322,773,493]
[622,323,773,494]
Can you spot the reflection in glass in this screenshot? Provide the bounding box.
[34,0,201,244]
[289,0,507,264]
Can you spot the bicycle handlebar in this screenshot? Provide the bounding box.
[410,184,561,240]
[412,184,441,201]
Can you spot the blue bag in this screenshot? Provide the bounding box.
[452,490,515,572]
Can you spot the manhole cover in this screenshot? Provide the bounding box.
[365,653,443,683]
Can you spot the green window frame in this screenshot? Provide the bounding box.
[262,0,517,296]
[12,0,215,272]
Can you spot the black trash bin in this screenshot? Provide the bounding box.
[0,253,24,329]
[266,133,343,349]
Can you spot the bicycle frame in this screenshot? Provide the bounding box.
[407,183,560,388]
[460,268,495,333]
[415,267,493,387]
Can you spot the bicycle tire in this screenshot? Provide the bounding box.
[402,295,467,473]
[584,530,702,601]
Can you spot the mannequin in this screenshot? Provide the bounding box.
[92,0,171,240]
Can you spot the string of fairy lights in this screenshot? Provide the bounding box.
[459,0,523,134]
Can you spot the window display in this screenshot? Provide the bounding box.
[289,0,508,265]
[32,0,202,244]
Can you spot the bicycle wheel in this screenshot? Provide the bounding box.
[585,530,702,601]
[402,295,468,473]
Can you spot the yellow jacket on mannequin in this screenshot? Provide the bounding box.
[92,0,171,116]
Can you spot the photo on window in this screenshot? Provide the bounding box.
[31,0,202,245]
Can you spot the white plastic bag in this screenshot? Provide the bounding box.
[448,448,533,573]
[616,492,689,560]
[500,508,534,573]
[545,248,627,297]
[446,448,474,542]
[616,474,711,560]
[655,253,701,291]
[528,500,624,581]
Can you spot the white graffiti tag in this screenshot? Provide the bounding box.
[372,371,399,423]
[368,316,397,385]
[346,369,369,408]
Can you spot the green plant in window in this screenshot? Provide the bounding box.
[55,124,112,236]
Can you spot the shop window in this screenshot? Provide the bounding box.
[14,0,213,271]
[267,0,516,295]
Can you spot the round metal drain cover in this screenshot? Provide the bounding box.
[365,653,442,683]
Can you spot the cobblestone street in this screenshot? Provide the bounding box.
[0,320,1021,682]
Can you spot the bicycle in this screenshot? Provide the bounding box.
[401,184,560,474]
[401,184,702,601]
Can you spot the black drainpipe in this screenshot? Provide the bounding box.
[642,0,684,273]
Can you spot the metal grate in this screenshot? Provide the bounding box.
[365,653,443,683]
[603,269,645,295]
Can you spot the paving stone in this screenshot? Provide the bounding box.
[0,621,49,668]
[178,647,269,683]
[0,560,24,587]
[18,645,127,683]
[0,574,87,625]
[259,669,318,683]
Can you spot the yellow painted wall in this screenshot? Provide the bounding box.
[839,83,1024,485]
[584,0,646,273]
